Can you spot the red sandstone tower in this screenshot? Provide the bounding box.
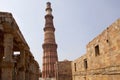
[42,2,58,79]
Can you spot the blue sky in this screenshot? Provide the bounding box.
[0,0,120,69]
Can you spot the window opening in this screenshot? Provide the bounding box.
[95,45,100,56]
[74,63,76,71]
[84,59,88,69]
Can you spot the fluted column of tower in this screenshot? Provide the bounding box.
[42,2,58,78]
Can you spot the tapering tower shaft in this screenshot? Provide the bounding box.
[42,2,58,78]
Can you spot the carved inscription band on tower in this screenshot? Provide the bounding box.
[42,2,58,79]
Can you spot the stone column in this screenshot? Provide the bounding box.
[18,44,26,80]
[25,51,30,80]
[0,35,4,80]
[2,33,14,80]
[0,46,4,80]
[25,70,30,80]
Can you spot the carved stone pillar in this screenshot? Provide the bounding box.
[25,51,30,80]
[0,30,4,80]
[2,33,14,80]
[25,70,30,80]
[3,33,13,61]
[17,44,26,80]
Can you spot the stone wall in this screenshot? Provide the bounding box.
[72,19,120,80]
[55,60,72,80]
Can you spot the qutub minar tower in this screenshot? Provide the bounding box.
[42,2,58,79]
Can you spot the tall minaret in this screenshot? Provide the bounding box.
[42,2,58,78]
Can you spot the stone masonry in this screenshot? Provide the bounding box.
[72,19,120,80]
[55,60,72,80]
[0,12,40,80]
[42,2,58,79]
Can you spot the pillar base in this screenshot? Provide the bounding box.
[1,61,14,80]
[17,71,25,80]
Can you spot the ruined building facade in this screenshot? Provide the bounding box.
[0,12,40,80]
[72,19,120,80]
[42,2,58,79]
[55,60,72,80]
[54,19,120,80]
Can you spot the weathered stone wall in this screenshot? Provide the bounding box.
[55,60,72,80]
[72,19,120,80]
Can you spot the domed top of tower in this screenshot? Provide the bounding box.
[46,2,51,8]
[46,2,52,15]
